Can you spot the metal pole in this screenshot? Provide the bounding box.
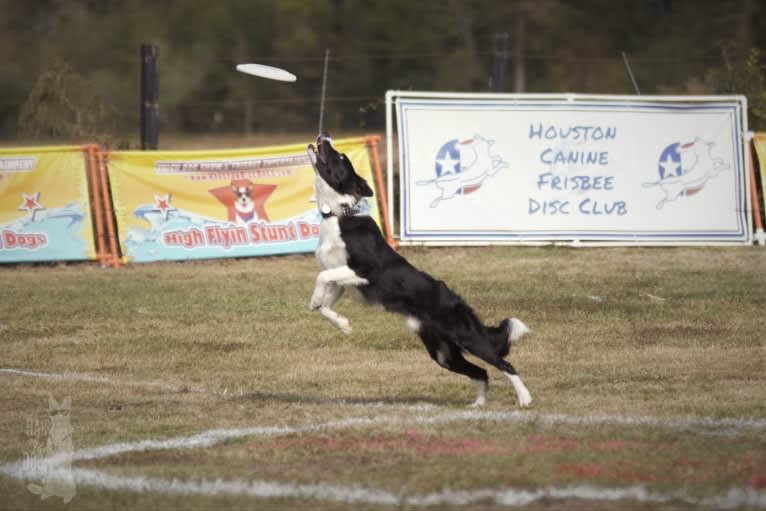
[318,48,330,134]
[622,51,641,95]
[141,44,159,149]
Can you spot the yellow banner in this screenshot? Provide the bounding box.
[0,146,96,262]
[752,134,766,217]
[106,138,381,262]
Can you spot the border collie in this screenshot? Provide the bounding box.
[306,133,532,407]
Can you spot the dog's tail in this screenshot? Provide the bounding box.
[492,317,530,358]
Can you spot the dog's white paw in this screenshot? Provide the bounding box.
[505,373,532,408]
[469,379,488,407]
[469,396,486,407]
[319,307,352,334]
[335,316,352,334]
[517,391,532,408]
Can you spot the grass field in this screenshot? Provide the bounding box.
[1,246,765,510]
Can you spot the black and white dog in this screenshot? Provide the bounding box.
[306,133,532,407]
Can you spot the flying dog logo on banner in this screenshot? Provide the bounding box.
[417,135,508,208]
[644,138,729,210]
[106,139,380,263]
[0,146,96,263]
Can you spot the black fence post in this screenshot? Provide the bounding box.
[140,44,159,150]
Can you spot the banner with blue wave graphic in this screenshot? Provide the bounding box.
[0,146,96,262]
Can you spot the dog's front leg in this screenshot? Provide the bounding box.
[318,284,353,334]
[309,266,368,334]
[308,279,327,311]
[310,266,368,308]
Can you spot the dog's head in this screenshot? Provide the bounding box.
[231,181,254,207]
[307,132,373,216]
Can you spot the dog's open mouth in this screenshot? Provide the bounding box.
[307,133,334,174]
[315,132,333,161]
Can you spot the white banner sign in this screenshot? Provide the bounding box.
[391,93,750,244]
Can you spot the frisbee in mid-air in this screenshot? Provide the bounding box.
[235,63,296,82]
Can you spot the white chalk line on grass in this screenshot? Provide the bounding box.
[3,367,765,507]
[10,468,766,510]
[2,411,765,509]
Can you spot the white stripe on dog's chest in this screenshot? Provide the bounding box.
[316,217,349,270]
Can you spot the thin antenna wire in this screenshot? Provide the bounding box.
[318,48,330,133]
[622,51,641,95]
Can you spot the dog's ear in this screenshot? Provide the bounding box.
[355,175,374,197]
[231,183,238,193]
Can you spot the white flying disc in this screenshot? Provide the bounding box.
[236,63,296,82]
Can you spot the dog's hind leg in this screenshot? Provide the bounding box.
[499,360,532,408]
[463,343,532,408]
[492,359,532,408]
[438,345,490,407]
[417,326,490,406]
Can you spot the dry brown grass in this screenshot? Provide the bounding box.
[0,246,764,510]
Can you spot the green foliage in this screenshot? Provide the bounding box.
[1,0,765,140]
[17,62,115,142]
[717,48,766,131]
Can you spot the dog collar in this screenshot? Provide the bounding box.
[320,204,362,219]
